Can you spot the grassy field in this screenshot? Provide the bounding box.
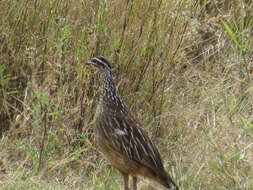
[0,0,253,189]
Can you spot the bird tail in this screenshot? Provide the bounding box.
[157,170,178,190]
[164,176,178,190]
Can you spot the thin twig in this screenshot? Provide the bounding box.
[38,107,48,171]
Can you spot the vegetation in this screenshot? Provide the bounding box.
[0,0,252,189]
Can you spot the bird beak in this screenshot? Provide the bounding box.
[85,60,93,65]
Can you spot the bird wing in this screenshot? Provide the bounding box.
[100,111,164,170]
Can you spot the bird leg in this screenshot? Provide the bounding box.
[132,176,138,190]
[121,172,130,190]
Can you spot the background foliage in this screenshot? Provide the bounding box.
[0,0,253,189]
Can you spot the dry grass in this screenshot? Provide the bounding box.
[0,0,253,189]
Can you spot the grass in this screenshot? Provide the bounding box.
[0,0,253,189]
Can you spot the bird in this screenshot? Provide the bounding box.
[85,56,178,190]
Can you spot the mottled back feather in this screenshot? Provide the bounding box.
[86,56,178,190]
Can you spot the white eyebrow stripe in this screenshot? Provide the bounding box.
[93,57,105,64]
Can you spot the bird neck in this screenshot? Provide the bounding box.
[100,70,124,110]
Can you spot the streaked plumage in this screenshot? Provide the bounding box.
[86,56,178,190]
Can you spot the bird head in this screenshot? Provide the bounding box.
[85,56,112,72]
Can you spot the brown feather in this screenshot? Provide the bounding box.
[86,56,178,190]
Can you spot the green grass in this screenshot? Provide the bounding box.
[0,0,253,189]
